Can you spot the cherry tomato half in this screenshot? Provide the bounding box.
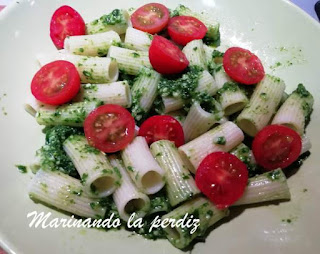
[252,125,302,170]
[84,104,135,153]
[138,115,185,147]
[50,5,85,49]
[195,152,248,209]
[149,35,189,75]
[168,16,207,46]
[31,60,80,105]
[131,3,170,34]
[223,47,265,85]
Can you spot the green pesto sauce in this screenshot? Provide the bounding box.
[266,169,282,181]
[82,144,100,154]
[97,48,108,56]
[83,70,94,79]
[193,92,222,119]
[127,166,134,172]
[81,173,89,184]
[98,9,125,26]
[38,126,83,178]
[118,72,135,87]
[217,82,239,96]
[214,136,226,145]
[131,52,140,58]
[149,191,171,215]
[83,84,98,91]
[158,68,202,100]
[16,164,27,173]
[181,173,191,180]
[232,144,258,177]
[293,84,313,123]
[113,167,122,179]
[294,83,311,98]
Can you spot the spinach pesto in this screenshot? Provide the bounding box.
[294,83,313,123]
[192,92,223,120]
[86,9,128,34]
[158,68,202,100]
[37,126,83,178]
[208,50,224,74]
[100,9,125,26]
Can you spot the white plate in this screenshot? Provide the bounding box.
[0,0,319,253]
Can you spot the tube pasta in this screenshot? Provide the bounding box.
[131,68,161,120]
[38,52,119,84]
[121,137,165,195]
[63,135,120,198]
[28,169,106,219]
[182,40,207,69]
[301,135,312,155]
[124,27,153,51]
[74,81,132,108]
[108,46,151,75]
[109,155,150,221]
[36,101,100,127]
[237,75,285,137]
[272,84,314,135]
[179,121,244,172]
[150,140,200,206]
[64,31,121,56]
[214,68,233,89]
[162,197,229,249]
[86,9,129,35]
[174,5,220,44]
[183,101,223,142]
[233,169,290,206]
[216,82,248,116]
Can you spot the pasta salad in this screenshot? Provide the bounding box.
[23,3,314,250]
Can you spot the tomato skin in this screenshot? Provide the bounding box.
[168,16,207,46]
[131,3,170,34]
[195,152,248,209]
[149,36,189,75]
[252,125,302,170]
[84,104,135,153]
[50,5,85,49]
[31,60,80,105]
[223,47,265,85]
[138,115,185,147]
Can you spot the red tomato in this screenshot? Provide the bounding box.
[84,105,135,153]
[131,3,170,34]
[195,152,248,209]
[252,125,302,170]
[223,47,265,85]
[149,36,189,74]
[31,60,80,105]
[138,115,185,147]
[168,16,207,46]
[50,5,85,49]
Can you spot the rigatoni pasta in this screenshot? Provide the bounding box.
[74,82,132,108]
[64,31,121,56]
[29,170,106,219]
[108,46,151,75]
[179,121,244,172]
[63,135,120,198]
[86,9,129,35]
[150,140,200,206]
[38,52,119,84]
[109,155,150,221]
[272,83,314,135]
[124,27,153,51]
[121,137,165,195]
[237,75,285,136]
